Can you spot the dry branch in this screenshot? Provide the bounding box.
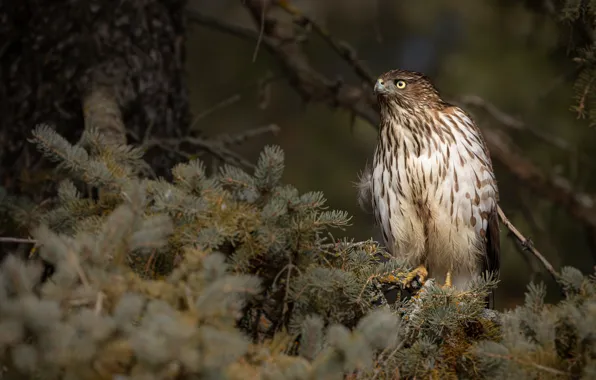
[190,2,378,125]
[496,207,560,283]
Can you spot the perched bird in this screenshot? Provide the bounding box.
[362,69,500,307]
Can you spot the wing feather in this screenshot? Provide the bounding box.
[483,208,500,308]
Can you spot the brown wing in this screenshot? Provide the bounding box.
[483,209,500,309]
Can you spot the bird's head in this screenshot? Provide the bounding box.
[374,69,443,111]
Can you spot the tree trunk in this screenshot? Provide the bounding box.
[0,0,190,198]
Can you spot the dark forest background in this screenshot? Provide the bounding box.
[2,0,596,311]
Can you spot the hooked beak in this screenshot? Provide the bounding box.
[374,78,387,94]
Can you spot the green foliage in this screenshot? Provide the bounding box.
[557,0,596,126]
[471,267,596,379]
[1,126,596,379]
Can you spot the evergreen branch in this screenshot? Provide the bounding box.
[497,206,561,284]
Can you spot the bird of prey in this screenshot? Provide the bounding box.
[361,69,500,307]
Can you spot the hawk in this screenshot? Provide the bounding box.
[362,69,500,307]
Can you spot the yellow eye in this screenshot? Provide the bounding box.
[394,80,406,89]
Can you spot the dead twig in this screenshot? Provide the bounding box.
[252,1,267,62]
[0,237,36,244]
[144,136,255,169]
[189,93,242,130]
[189,73,283,131]
[213,124,281,147]
[497,205,560,284]
[95,291,105,315]
[243,0,379,123]
[459,94,591,164]
[186,10,262,43]
[274,0,376,84]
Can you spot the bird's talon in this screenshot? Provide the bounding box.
[442,271,452,289]
[402,265,428,288]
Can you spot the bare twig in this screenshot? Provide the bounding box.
[459,94,590,163]
[0,236,36,244]
[94,291,105,315]
[484,128,596,228]
[189,73,283,131]
[68,248,91,290]
[497,206,560,283]
[274,0,376,84]
[214,124,281,147]
[188,6,377,122]
[144,136,255,169]
[189,94,242,130]
[481,352,568,376]
[243,0,379,122]
[186,10,262,43]
[318,240,376,252]
[252,1,267,62]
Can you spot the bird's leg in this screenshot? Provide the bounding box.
[401,265,428,288]
[442,270,452,289]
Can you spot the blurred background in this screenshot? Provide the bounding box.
[186,0,595,309]
[2,0,596,310]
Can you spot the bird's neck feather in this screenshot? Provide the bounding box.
[379,105,446,154]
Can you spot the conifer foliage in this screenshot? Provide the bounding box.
[1,125,595,379]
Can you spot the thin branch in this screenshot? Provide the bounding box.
[213,124,281,147]
[189,5,377,123]
[189,73,284,131]
[274,0,376,84]
[0,237,36,244]
[144,136,255,169]
[242,0,379,122]
[189,93,242,130]
[481,352,568,376]
[94,291,105,315]
[186,10,262,43]
[484,127,596,231]
[497,206,560,283]
[458,94,590,163]
[252,1,267,62]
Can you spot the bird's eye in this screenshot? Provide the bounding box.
[394,80,406,89]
